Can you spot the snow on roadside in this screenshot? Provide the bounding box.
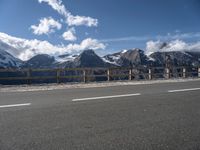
[0,78,200,93]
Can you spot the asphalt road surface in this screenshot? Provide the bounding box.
[0,80,200,150]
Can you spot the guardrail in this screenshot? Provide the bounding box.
[0,66,199,85]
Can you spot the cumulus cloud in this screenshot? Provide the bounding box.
[67,14,98,27]
[66,38,105,51]
[145,40,200,55]
[0,32,105,61]
[38,0,98,27]
[31,17,62,35]
[62,27,77,41]
[38,0,68,16]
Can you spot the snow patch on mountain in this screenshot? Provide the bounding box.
[0,49,22,68]
[55,54,78,63]
[101,57,119,66]
[121,49,128,54]
[102,54,121,66]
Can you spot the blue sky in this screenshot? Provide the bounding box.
[0,0,200,59]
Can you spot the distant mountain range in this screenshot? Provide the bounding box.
[0,40,200,69]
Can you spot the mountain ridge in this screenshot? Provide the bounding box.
[0,42,200,69]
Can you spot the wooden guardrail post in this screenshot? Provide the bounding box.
[27,68,31,85]
[148,68,152,80]
[56,69,61,84]
[165,68,170,79]
[198,67,200,78]
[107,69,110,81]
[129,69,132,81]
[183,68,186,78]
[83,69,86,83]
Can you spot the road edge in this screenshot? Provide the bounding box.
[0,78,200,93]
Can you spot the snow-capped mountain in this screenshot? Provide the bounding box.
[23,54,56,68]
[0,41,22,68]
[0,37,200,69]
[103,48,151,67]
[21,50,112,68]
[69,49,111,68]
[149,51,200,67]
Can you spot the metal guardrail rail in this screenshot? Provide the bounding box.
[0,67,199,85]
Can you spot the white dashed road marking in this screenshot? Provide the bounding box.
[0,103,31,108]
[72,93,141,102]
[168,88,200,93]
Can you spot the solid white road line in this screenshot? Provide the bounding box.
[168,88,200,93]
[0,103,31,108]
[72,93,141,102]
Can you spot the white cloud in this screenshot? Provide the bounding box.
[62,27,77,41]
[155,32,200,41]
[31,17,62,35]
[0,32,106,61]
[67,14,98,27]
[66,38,106,51]
[145,40,200,55]
[38,0,68,16]
[100,36,150,43]
[38,0,98,27]
[101,32,200,43]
